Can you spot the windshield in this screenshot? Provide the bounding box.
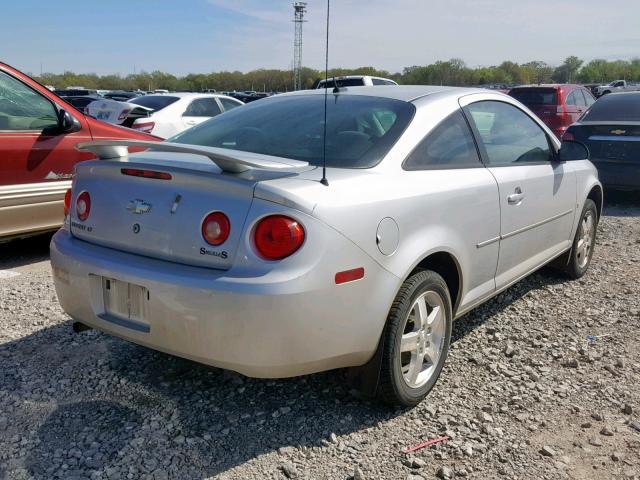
[169,94,415,168]
[509,88,557,106]
[129,95,179,111]
[582,93,640,122]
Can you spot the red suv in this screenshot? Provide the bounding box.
[0,62,159,240]
[508,84,596,139]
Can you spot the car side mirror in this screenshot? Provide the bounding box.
[58,109,81,133]
[558,140,589,162]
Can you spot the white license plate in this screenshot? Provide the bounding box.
[102,277,148,324]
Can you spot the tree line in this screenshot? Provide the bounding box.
[33,56,640,92]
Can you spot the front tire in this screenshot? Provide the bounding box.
[378,270,452,407]
[564,199,598,279]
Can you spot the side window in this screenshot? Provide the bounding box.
[183,98,222,117]
[582,89,596,106]
[466,101,551,166]
[565,91,578,106]
[0,70,58,130]
[219,98,242,111]
[404,111,482,170]
[371,78,385,86]
[573,90,587,107]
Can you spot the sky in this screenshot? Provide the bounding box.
[2,0,639,76]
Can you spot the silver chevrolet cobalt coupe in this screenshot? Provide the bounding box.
[51,86,602,406]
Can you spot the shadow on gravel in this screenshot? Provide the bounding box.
[26,401,141,478]
[0,264,589,479]
[451,268,567,345]
[0,320,397,479]
[0,232,53,269]
[603,189,640,217]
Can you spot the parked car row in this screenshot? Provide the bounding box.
[2,59,637,407]
[86,93,244,138]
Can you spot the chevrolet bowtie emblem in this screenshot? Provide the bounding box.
[126,199,152,214]
[611,129,626,135]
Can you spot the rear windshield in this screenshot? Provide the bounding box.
[581,94,640,122]
[509,88,558,106]
[129,95,179,111]
[318,78,366,88]
[169,94,415,168]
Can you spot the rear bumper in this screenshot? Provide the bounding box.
[592,160,640,189]
[50,230,399,378]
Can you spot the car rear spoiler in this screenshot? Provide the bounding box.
[75,140,309,174]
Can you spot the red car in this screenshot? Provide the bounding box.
[508,84,596,139]
[0,62,159,240]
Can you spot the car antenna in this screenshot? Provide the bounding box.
[320,0,330,186]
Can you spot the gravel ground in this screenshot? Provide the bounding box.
[1,194,639,480]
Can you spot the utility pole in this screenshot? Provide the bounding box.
[292,2,307,90]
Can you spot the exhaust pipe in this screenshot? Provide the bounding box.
[72,322,92,333]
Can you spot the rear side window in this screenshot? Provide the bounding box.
[129,95,179,112]
[565,91,579,106]
[581,94,640,122]
[0,70,58,130]
[404,111,481,170]
[219,97,243,111]
[581,89,596,107]
[509,88,558,106]
[183,98,222,117]
[466,101,551,166]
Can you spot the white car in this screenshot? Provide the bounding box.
[88,93,244,138]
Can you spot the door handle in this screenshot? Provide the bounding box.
[507,187,524,205]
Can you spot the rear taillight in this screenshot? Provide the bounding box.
[562,131,575,141]
[76,191,91,221]
[63,189,72,216]
[202,212,230,246]
[117,109,131,121]
[254,215,305,260]
[121,168,172,180]
[132,121,155,133]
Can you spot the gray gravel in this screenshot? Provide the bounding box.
[1,196,639,480]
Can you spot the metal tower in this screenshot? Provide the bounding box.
[293,2,307,90]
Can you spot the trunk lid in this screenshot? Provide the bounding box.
[70,151,310,270]
[572,123,640,164]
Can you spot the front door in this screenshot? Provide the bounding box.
[462,98,576,290]
[0,68,93,237]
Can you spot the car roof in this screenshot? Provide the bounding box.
[280,85,487,103]
[145,92,230,98]
[511,84,584,89]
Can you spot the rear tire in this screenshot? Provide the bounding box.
[564,199,598,279]
[378,270,452,407]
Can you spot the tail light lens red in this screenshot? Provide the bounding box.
[63,189,72,217]
[132,121,155,133]
[254,215,305,260]
[202,212,230,246]
[76,191,91,221]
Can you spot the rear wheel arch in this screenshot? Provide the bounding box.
[410,251,462,316]
[587,185,603,220]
